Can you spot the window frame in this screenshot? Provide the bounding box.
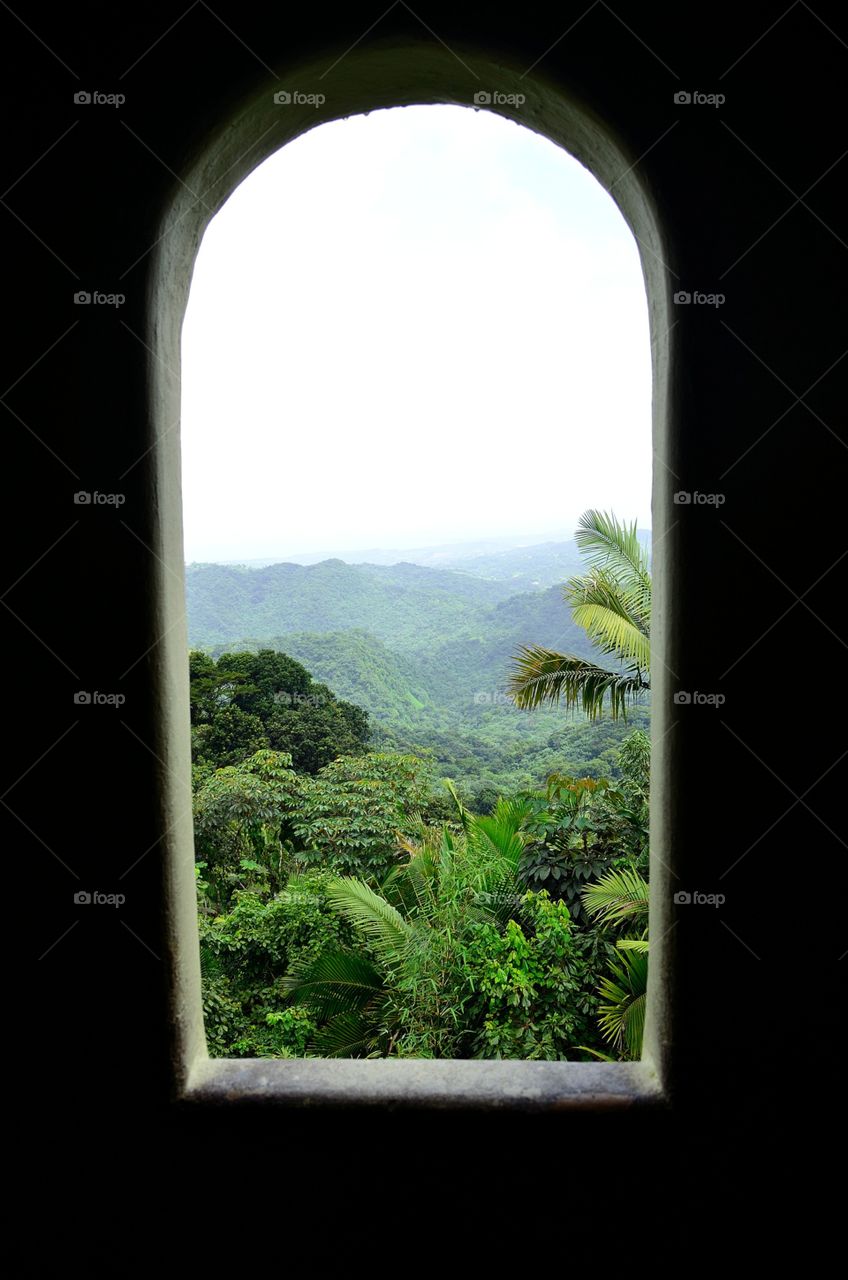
[149,41,677,1111]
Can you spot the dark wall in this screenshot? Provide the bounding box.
[6,1,845,1266]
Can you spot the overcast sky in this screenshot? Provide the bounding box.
[180,105,651,564]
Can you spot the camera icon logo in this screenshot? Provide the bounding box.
[74,291,91,305]
[74,691,92,704]
[74,891,92,904]
[74,491,92,504]
[673,491,692,504]
[673,290,691,304]
[74,91,92,104]
[673,690,692,704]
[674,91,692,104]
[273,90,292,104]
[473,91,492,105]
[673,890,692,904]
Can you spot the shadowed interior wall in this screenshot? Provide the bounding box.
[6,0,845,1261]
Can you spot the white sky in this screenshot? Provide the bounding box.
[181,105,651,563]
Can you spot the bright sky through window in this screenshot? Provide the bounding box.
[181,104,650,563]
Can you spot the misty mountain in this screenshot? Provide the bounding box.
[187,541,650,793]
[186,557,518,650]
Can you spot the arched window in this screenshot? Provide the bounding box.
[150,48,674,1108]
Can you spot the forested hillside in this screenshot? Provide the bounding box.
[186,557,511,648]
[187,540,650,797]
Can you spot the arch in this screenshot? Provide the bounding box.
[149,39,676,1107]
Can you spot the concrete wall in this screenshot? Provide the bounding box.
[6,0,844,1263]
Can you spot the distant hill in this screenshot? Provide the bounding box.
[224,629,435,726]
[195,532,651,595]
[186,558,515,650]
[437,541,585,592]
[189,548,650,795]
[208,531,578,570]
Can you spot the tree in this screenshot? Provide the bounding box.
[293,752,437,881]
[516,774,619,921]
[188,647,370,772]
[267,684,368,774]
[193,749,301,911]
[508,509,650,719]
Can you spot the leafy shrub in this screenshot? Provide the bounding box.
[293,752,435,880]
[462,891,610,1059]
[198,872,357,1058]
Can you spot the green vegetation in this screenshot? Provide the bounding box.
[190,517,653,1061]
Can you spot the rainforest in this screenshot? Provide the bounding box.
[189,512,653,1062]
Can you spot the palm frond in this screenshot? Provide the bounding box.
[283,948,384,1021]
[310,1009,383,1058]
[597,948,648,1058]
[508,646,646,719]
[582,866,650,928]
[569,599,651,670]
[574,509,650,593]
[468,807,528,869]
[577,1046,619,1062]
[383,829,444,923]
[326,876,414,961]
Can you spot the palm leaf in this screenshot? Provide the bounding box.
[468,808,527,869]
[574,509,650,592]
[597,948,648,1057]
[577,1046,619,1062]
[443,778,472,833]
[283,948,384,1021]
[326,876,414,961]
[310,1009,383,1058]
[566,560,651,665]
[569,601,650,669]
[582,866,650,928]
[508,646,646,719]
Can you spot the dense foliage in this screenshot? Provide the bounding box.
[190,523,653,1062]
[194,717,650,1061]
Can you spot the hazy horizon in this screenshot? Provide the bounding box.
[184,523,652,568]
